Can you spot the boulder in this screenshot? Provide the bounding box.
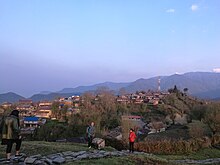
[92,138,105,149]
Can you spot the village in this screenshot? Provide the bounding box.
[0,88,194,146]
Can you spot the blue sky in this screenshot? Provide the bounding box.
[0,0,220,97]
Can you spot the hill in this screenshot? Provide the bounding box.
[0,92,25,104]
[124,72,220,98]
[30,92,81,102]
[57,72,220,99]
[2,72,220,102]
[58,82,130,93]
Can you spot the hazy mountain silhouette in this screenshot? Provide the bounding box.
[0,92,25,104]
[58,82,130,93]
[1,72,220,103]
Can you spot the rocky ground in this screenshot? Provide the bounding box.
[1,149,220,165]
[0,150,149,164]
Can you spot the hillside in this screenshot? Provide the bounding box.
[58,82,130,93]
[0,141,219,164]
[30,92,81,102]
[0,92,25,104]
[125,72,220,97]
[2,72,220,102]
[57,72,220,99]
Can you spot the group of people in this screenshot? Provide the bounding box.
[0,110,137,161]
[86,122,137,153]
[0,110,22,162]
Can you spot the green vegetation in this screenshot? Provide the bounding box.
[160,147,220,160]
[0,141,219,164]
[65,155,170,165]
[0,141,91,158]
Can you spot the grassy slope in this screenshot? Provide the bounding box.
[0,141,219,164]
[0,141,93,158]
[159,148,220,160]
[65,155,170,165]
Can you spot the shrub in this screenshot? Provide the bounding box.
[189,124,204,139]
[135,137,211,154]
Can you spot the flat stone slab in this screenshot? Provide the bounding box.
[53,157,66,164]
[62,151,74,156]
[24,157,37,164]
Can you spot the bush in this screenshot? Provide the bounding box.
[135,137,212,154]
[189,124,204,139]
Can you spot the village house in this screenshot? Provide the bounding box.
[1,102,12,109]
[116,95,130,104]
[16,99,34,111]
[23,116,46,128]
[36,101,52,118]
[20,116,46,136]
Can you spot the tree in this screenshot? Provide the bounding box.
[204,103,220,135]
[190,105,207,121]
[183,88,188,94]
[51,102,60,119]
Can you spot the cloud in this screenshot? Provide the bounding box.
[166,9,175,13]
[213,68,220,73]
[191,4,198,11]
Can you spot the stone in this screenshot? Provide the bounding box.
[24,157,37,164]
[45,158,53,165]
[34,160,46,165]
[62,151,73,156]
[65,156,74,162]
[94,154,105,158]
[77,153,90,160]
[71,151,86,157]
[92,138,105,149]
[52,157,66,164]
[47,154,61,160]
[30,154,42,158]
[103,152,111,157]
[19,162,25,165]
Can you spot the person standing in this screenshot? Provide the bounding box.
[129,128,136,153]
[86,122,95,148]
[1,110,22,162]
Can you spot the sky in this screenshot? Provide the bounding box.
[0,0,220,97]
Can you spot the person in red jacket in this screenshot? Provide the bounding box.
[129,128,136,153]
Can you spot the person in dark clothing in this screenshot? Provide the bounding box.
[129,128,136,153]
[86,122,95,148]
[1,110,22,162]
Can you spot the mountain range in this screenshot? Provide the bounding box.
[1,72,220,103]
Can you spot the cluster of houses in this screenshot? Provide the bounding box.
[0,96,81,136]
[0,91,172,138]
[116,91,169,105]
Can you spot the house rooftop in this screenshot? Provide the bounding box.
[24,116,39,121]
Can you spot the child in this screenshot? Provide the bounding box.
[129,128,136,153]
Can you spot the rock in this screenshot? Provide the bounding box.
[30,154,42,158]
[94,154,105,158]
[19,162,25,165]
[71,151,86,157]
[24,157,37,164]
[47,154,61,160]
[45,158,53,165]
[62,151,73,156]
[77,153,90,160]
[34,160,46,165]
[52,157,66,164]
[92,138,105,149]
[103,152,111,157]
[18,157,26,162]
[65,156,73,162]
